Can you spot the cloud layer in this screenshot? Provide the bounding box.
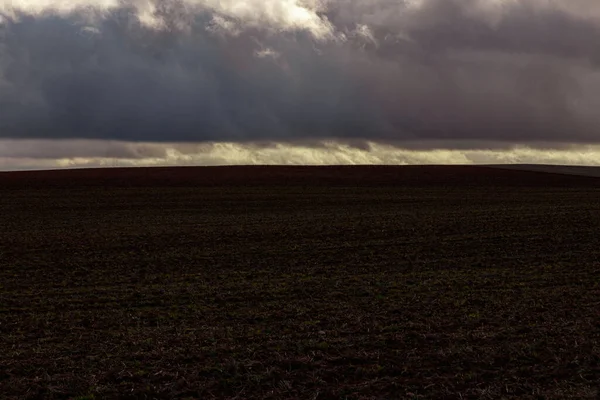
[4,139,600,171]
[1,0,600,165]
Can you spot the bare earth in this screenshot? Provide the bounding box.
[1,166,599,399]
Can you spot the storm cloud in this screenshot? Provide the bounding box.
[1,0,600,165]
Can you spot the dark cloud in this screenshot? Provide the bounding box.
[1,0,600,148]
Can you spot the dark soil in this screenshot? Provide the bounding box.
[3,165,600,188]
[1,166,599,399]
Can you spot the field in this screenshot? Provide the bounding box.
[1,166,599,399]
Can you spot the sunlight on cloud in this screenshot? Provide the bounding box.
[0,0,119,13]
[3,140,600,170]
[0,0,334,37]
[199,0,334,39]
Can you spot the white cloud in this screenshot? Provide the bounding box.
[255,47,280,58]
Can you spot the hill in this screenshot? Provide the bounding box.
[2,165,600,188]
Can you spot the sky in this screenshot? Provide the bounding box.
[2,0,600,169]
